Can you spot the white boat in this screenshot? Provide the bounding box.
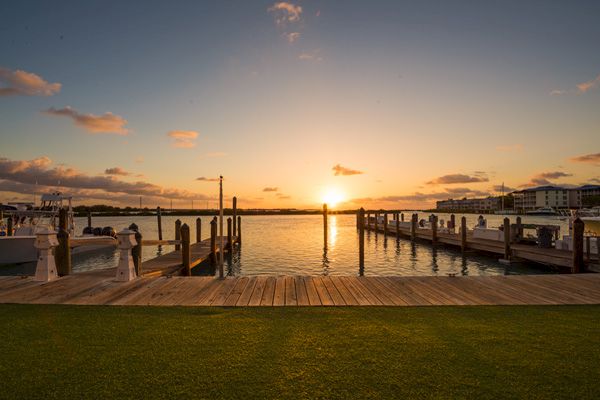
[0,193,117,265]
[526,207,558,216]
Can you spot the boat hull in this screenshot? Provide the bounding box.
[0,236,37,264]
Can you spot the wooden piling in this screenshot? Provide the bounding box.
[210,217,217,264]
[181,223,191,276]
[87,210,92,228]
[359,208,365,270]
[585,236,591,263]
[396,214,400,239]
[237,216,242,244]
[6,216,12,236]
[227,217,232,249]
[516,216,523,241]
[572,218,584,273]
[503,217,511,260]
[411,213,417,241]
[401,213,404,222]
[461,216,467,252]
[431,215,438,244]
[174,219,181,251]
[196,217,201,243]
[232,196,237,237]
[129,223,142,276]
[383,213,388,235]
[56,209,71,276]
[323,203,328,245]
[450,214,456,230]
[367,213,370,229]
[157,206,163,241]
[374,212,379,232]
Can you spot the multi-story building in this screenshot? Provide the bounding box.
[568,185,600,208]
[513,184,600,211]
[436,197,500,212]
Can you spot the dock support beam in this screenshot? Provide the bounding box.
[461,216,467,252]
[210,217,217,265]
[358,208,365,271]
[323,203,328,246]
[196,218,201,243]
[411,213,417,241]
[175,219,181,251]
[181,223,191,276]
[232,196,237,237]
[56,208,71,276]
[237,216,242,245]
[227,217,232,250]
[374,212,379,232]
[157,206,163,241]
[431,215,438,245]
[572,218,584,273]
[516,216,522,241]
[129,223,142,276]
[450,214,456,232]
[383,213,388,235]
[503,217,511,261]
[87,210,92,228]
[6,216,12,236]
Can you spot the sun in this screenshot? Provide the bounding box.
[322,188,345,207]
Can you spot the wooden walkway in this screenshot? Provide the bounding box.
[1,273,599,306]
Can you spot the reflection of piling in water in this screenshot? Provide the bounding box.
[358,207,365,273]
[323,203,328,249]
[156,206,163,241]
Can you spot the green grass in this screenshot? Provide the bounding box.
[1,305,600,399]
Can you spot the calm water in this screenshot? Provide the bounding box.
[3,213,568,277]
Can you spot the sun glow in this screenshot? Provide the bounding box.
[322,188,345,208]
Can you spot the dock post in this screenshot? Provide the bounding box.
[156,206,163,241]
[461,216,467,252]
[359,207,365,270]
[7,216,12,236]
[396,214,400,239]
[181,223,191,276]
[401,213,404,222]
[56,208,71,276]
[411,213,417,241]
[450,214,456,231]
[175,219,181,251]
[196,217,201,243]
[366,213,370,229]
[210,217,217,265]
[115,229,137,281]
[585,236,591,263]
[237,216,242,244]
[572,218,584,273]
[33,227,59,282]
[87,209,92,228]
[374,212,379,232]
[431,215,438,244]
[227,217,232,249]
[383,212,388,235]
[323,203,328,246]
[128,223,142,276]
[516,216,522,241]
[503,217,511,261]
[232,196,237,237]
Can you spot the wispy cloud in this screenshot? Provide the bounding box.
[427,173,488,185]
[332,164,363,176]
[263,187,279,192]
[44,106,129,135]
[299,49,322,61]
[521,171,572,187]
[496,144,523,152]
[268,2,302,26]
[196,176,219,182]
[104,167,130,176]
[492,184,517,193]
[276,193,291,200]
[0,67,61,96]
[577,74,600,93]
[283,32,301,43]
[550,89,566,96]
[569,152,600,166]
[167,130,198,148]
[351,187,491,205]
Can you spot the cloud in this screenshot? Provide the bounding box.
[569,152,600,166]
[351,187,491,205]
[427,173,488,185]
[276,193,291,200]
[104,167,130,176]
[44,106,129,135]
[167,130,198,148]
[268,2,302,26]
[492,184,517,193]
[0,156,209,203]
[0,67,61,96]
[299,49,322,61]
[496,144,523,152]
[550,89,566,96]
[332,164,363,176]
[263,187,279,192]
[591,177,600,184]
[577,74,600,93]
[283,32,300,43]
[521,171,572,187]
[196,177,220,182]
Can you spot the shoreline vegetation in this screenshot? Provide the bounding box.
[1,304,599,399]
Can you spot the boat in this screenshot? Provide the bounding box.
[526,207,558,216]
[0,192,117,265]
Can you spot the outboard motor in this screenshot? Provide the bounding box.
[101,226,116,237]
[82,226,93,235]
[92,227,102,236]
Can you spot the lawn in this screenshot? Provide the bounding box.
[1,304,599,399]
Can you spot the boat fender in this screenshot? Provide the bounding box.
[102,227,116,237]
[92,227,103,236]
[82,226,93,235]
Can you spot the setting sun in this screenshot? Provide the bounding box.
[322,188,345,207]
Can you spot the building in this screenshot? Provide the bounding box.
[513,184,600,211]
[436,197,501,212]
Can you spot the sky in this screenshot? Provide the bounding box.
[1,0,599,209]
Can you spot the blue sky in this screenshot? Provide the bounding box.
[1,1,599,208]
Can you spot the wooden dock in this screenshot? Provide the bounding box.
[1,273,599,306]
